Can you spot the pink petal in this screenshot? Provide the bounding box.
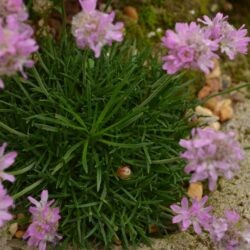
[193,221,202,234]
[172,215,183,224]
[181,197,189,209]
[1,172,15,182]
[170,204,182,213]
[0,143,7,157]
[41,190,48,204]
[79,0,96,12]
[0,79,4,89]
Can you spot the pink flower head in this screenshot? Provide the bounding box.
[171,196,212,234]
[224,210,240,225]
[0,143,17,183]
[0,15,38,88]
[0,183,14,227]
[24,190,62,250]
[180,128,244,191]
[161,22,218,74]
[199,12,250,59]
[0,0,27,21]
[208,210,242,249]
[71,0,124,58]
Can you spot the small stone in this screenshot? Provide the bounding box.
[219,106,234,122]
[206,78,222,92]
[123,6,139,22]
[221,75,232,90]
[188,182,203,201]
[204,96,222,112]
[207,121,221,131]
[223,2,233,11]
[16,213,25,220]
[15,230,25,239]
[198,86,212,100]
[117,166,131,180]
[230,92,245,103]
[214,99,234,122]
[205,59,221,79]
[195,106,219,125]
[148,224,158,234]
[9,223,18,237]
[211,3,219,12]
[195,106,215,117]
[113,236,122,245]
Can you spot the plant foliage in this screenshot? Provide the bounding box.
[0,36,192,249]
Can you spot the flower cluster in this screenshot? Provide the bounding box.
[0,0,38,89]
[162,22,218,74]
[0,143,17,227]
[171,196,212,234]
[209,210,242,249]
[23,190,62,250]
[162,13,250,74]
[179,128,244,191]
[171,197,250,249]
[71,0,124,58]
[199,13,250,60]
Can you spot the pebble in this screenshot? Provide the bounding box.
[204,96,222,112]
[123,6,139,22]
[207,121,221,131]
[205,59,221,79]
[198,86,212,100]
[8,223,18,237]
[206,78,221,92]
[214,99,234,122]
[14,230,25,239]
[188,182,203,201]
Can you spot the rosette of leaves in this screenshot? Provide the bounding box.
[0,36,193,248]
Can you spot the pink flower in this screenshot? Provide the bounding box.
[0,183,14,227]
[71,0,124,57]
[179,128,244,191]
[171,196,212,234]
[23,190,62,250]
[224,210,240,225]
[209,217,228,241]
[199,13,250,59]
[208,210,242,249]
[161,22,218,74]
[0,0,27,20]
[0,143,17,183]
[0,15,38,88]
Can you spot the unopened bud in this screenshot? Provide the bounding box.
[116,166,131,180]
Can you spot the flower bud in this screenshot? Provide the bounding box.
[116,166,131,180]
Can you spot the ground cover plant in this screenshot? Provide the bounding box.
[0,0,250,249]
[0,29,193,250]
